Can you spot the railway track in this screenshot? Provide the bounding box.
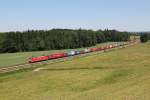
[0,41,140,74]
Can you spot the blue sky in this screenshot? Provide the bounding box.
[0,0,150,32]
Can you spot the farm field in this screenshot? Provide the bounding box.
[0,42,118,68]
[0,42,150,100]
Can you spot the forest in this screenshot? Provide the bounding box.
[0,29,130,53]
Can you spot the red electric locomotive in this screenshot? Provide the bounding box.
[28,56,49,63]
[49,53,67,59]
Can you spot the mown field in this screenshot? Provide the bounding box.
[0,42,118,68]
[0,42,150,100]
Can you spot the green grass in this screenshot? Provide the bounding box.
[0,42,118,68]
[0,42,150,100]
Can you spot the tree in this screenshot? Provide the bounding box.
[140,33,148,43]
[1,33,18,53]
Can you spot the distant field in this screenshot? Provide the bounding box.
[0,42,118,68]
[0,42,150,100]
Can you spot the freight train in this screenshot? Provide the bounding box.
[28,42,129,63]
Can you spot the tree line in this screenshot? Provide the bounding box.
[0,29,130,53]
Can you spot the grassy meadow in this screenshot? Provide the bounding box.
[0,42,150,100]
[0,42,118,68]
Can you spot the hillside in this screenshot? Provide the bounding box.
[0,42,150,100]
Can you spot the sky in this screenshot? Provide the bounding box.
[0,0,150,32]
